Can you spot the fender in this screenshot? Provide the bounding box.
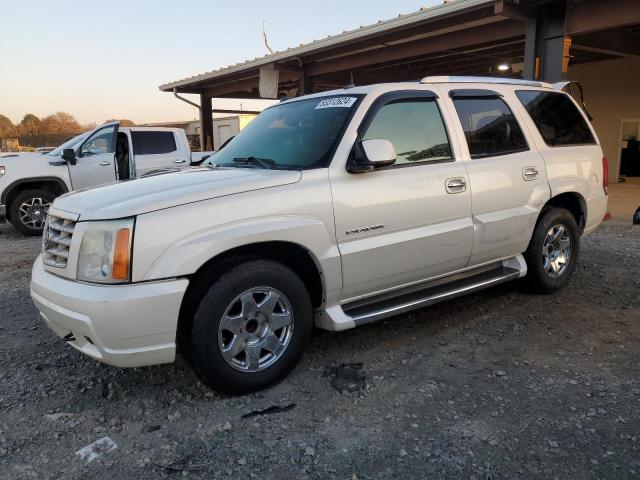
[0,176,70,204]
[133,214,342,295]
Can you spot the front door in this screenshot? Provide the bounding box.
[330,91,474,301]
[70,123,119,190]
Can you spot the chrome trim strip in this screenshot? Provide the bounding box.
[350,268,521,326]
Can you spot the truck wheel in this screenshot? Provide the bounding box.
[189,259,313,393]
[524,207,580,293]
[9,189,56,236]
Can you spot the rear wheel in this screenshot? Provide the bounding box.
[524,207,580,293]
[8,189,56,235]
[189,259,313,393]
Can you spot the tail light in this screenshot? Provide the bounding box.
[602,156,609,195]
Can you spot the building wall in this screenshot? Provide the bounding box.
[570,56,640,182]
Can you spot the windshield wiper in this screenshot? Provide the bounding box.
[231,156,276,169]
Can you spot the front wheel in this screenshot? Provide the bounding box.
[524,207,580,293]
[8,189,56,235]
[189,259,313,393]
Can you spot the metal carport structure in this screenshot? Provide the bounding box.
[160,0,640,176]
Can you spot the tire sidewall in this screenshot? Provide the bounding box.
[190,260,313,393]
[526,208,580,293]
[9,189,56,235]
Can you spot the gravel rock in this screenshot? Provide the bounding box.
[1,222,639,479]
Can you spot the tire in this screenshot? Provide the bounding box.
[524,207,580,293]
[189,259,313,393]
[8,189,56,236]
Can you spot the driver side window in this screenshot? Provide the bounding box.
[79,126,116,157]
[362,98,453,166]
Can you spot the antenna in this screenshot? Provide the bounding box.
[262,20,274,55]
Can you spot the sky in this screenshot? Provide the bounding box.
[1,0,442,126]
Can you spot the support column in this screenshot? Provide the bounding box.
[299,63,308,96]
[523,0,571,82]
[199,93,213,151]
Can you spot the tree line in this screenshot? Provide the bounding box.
[0,113,135,139]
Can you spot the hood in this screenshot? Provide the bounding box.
[53,167,302,221]
[0,152,51,162]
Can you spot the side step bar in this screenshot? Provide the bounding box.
[343,265,522,327]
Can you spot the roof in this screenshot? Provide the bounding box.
[159,0,495,92]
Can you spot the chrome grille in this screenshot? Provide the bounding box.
[42,214,76,268]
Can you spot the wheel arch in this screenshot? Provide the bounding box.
[541,192,586,231]
[176,240,325,351]
[2,177,69,218]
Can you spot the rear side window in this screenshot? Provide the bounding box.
[516,91,595,146]
[131,131,177,155]
[452,97,528,158]
[362,98,452,165]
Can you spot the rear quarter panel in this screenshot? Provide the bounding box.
[510,89,607,233]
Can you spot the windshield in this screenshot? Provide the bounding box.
[48,131,90,157]
[213,95,362,170]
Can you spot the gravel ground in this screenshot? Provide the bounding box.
[1,221,639,480]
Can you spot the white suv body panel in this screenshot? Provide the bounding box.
[30,80,607,367]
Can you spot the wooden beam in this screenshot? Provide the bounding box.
[307,20,524,76]
[566,0,640,35]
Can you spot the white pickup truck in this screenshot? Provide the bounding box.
[31,77,608,393]
[0,121,212,234]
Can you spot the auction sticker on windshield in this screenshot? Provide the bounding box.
[315,97,358,109]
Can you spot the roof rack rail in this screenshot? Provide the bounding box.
[419,76,552,88]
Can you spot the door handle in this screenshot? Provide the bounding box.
[523,167,539,180]
[446,177,467,194]
[173,159,187,164]
[99,161,111,166]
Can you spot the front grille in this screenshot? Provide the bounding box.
[42,214,76,268]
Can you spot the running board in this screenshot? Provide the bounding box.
[343,264,522,327]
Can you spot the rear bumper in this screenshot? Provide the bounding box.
[0,204,5,223]
[30,256,189,367]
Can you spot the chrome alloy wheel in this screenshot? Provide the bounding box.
[542,224,572,278]
[18,197,50,230]
[218,287,294,372]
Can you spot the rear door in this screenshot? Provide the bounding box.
[330,90,474,300]
[130,130,183,176]
[442,87,550,266]
[70,123,119,190]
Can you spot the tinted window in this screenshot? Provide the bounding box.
[452,97,528,158]
[131,131,177,155]
[79,126,116,157]
[516,91,595,146]
[362,98,452,165]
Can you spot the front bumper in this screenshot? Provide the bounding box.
[30,256,189,367]
[0,204,5,223]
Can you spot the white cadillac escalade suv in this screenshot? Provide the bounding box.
[31,77,608,393]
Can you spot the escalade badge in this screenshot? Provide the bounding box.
[346,224,384,235]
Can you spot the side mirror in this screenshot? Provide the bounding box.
[62,148,76,165]
[348,139,396,173]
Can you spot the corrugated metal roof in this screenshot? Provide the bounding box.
[159,0,494,91]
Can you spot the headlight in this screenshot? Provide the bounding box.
[77,218,134,283]
[0,166,5,177]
